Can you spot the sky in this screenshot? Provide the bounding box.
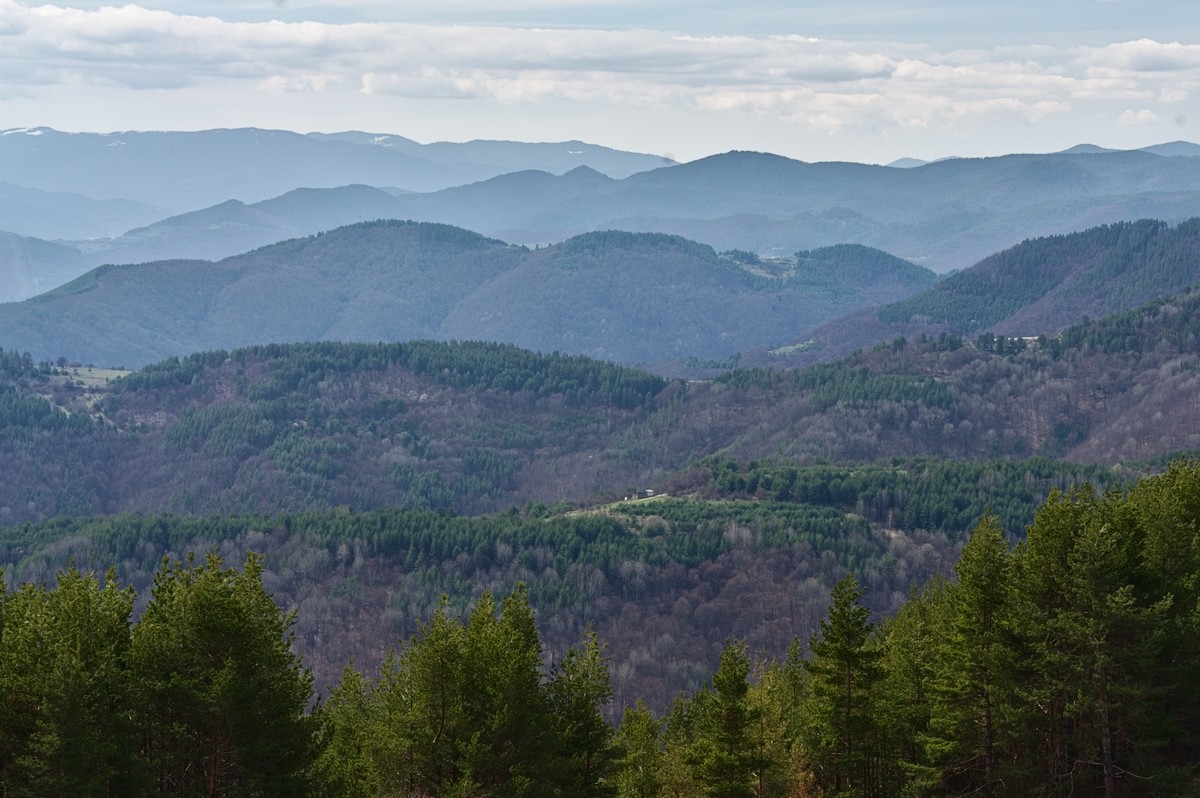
[1,0,1198,164]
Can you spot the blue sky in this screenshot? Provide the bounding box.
[2,0,1197,164]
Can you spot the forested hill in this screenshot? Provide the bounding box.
[4,286,1200,527]
[0,339,677,525]
[680,287,1200,465]
[0,221,935,368]
[749,217,1200,369]
[879,218,1200,335]
[1,314,1197,719]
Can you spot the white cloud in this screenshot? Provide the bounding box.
[1119,108,1163,125]
[2,0,1198,159]
[1086,39,1200,72]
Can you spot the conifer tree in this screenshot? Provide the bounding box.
[546,629,619,797]
[803,573,885,798]
[309,667,379,798]
[696,639,760,798]
[460,586,550,796]
[876,577,948,793]
[746,655,805,798]
[614,699,662,798]
[130,552,314,798]
[0,568,138,796]
[924,515,1015,797]
[1011,487,1174,795]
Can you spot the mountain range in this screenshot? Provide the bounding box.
[2,275,1197,529]
[6,135,1200,303]
[0,127,672,214]
[2,280,1196,699]
[4,210,1200,379]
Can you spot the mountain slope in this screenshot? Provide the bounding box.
[0,232,92,302]
[0,181,168,240]
[380,146,1200,271]
[748,217,1200,369]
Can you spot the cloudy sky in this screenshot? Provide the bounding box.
[1,0,1197,163]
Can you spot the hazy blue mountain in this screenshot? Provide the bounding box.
[11,133,1200,301]
[2,170,621,298]
[69,185,406,268]
[0,231,91,301]
[121,146,1200,273]
[308,130,673,177]
[0,127,674,216]
[0,221,935,368]
[0,181,167,240]
[1140,141,1200,157]
[1058,143,1120,154]
[274,146,1200,267]
[412,146,1200,271]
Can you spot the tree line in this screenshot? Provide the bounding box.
[117,339,668,410]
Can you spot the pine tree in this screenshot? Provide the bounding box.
[745,655,805,798]
[696,639,760,798]
[547,629,619,797]
[380,601,472,797]
[658,692,706,798]
[309,667,379,798]
[459,586,551,797]
[613,699,662,798]
[1010,487,1175,795]
[130,551,314,798]
[876,577,948,794]
[803,573,885,798]
[0,568,139,796]
[924,516,1015,797]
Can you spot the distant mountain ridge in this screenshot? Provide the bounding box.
[8,141,1200,297]
[0,182,168,241]
[0,126,673,218]
[0,221,936,369]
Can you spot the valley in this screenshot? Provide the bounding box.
[3,130,1200,796]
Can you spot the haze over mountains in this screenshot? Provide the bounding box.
[4,128,1200,303]
[0,127,672,212]
[746,217,1200,369]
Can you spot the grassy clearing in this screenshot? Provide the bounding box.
[60,366,131,388]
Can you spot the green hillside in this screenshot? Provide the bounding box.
[749,217,1200,370]
[876,218,1200,334]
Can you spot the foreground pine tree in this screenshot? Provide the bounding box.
[131,552,314,798]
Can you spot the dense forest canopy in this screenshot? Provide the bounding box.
[3,282,1200,528]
